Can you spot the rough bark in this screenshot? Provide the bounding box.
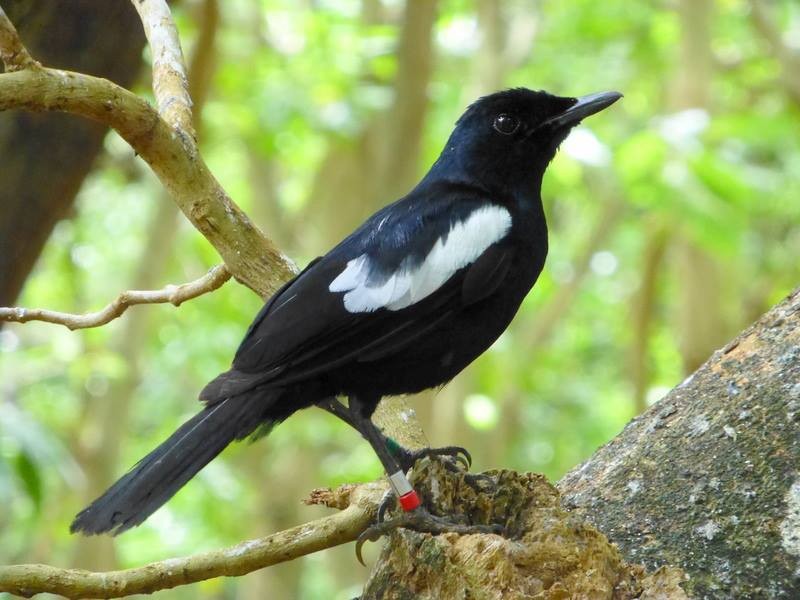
[559,287,800,598]
[0,0,145,306]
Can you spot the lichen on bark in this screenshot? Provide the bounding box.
[361,460,688,599]
[559,287,800,598]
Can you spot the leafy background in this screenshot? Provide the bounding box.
[1,0,798,597]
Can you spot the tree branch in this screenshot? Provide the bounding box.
[0,264,231,330]
[0,482,385,598]
[131,0,195,139]
[0,6,40,72]
[0,66,295,298]
[0,12,295,299]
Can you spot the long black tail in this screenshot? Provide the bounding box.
[71,392,279,536]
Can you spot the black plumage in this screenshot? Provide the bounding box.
[71,87,621,536]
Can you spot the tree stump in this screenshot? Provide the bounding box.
[362,461,687,599]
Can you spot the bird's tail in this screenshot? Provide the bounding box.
[71,391,279,536]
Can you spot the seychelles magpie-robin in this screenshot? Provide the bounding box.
[71,87,621,539]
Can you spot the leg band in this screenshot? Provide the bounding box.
[388,470,421,512]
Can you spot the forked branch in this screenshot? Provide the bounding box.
[131,0,195,138]
[0,1,295,305]
[0,6,39,71]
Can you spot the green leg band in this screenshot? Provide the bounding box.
[385,436,403,458]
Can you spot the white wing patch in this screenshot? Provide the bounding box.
[329,205,512,313]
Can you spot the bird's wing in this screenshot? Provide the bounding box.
[200,194,514,402]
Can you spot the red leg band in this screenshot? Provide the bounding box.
[399,490,421,512]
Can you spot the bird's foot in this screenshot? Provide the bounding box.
[385,439,472,472]
[376,487,396,524]
[355,507,503,565]
[376,472,493,525]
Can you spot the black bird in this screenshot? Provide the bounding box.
[71,88,621,538]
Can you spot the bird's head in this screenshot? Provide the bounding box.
[431,87,622,194]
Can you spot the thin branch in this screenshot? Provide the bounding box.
[0,6,40,71]
[0,482,385,599]
[131,0,195,138]
[0,66,296,297]
[0,265,231,330]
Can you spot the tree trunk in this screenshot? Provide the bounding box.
[559,287,800,598]
[0,0,145,306]
[363,287,800,598]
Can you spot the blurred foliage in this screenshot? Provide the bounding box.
[1,0,799,597]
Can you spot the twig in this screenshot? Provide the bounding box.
[0,66,296,297]
[0,482,385,599]
[0,265,231,330]
[0,6,40,71]
[131,0,195,139]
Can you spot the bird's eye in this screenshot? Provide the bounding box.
[492,114,520,135]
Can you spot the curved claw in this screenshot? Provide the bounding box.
[426,445,471,468]
[355,516,411,567]
[355,527,383,567]
[376,489,396,524]
[452,446,472,468]
[411,445,472,470]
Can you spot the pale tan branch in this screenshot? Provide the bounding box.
[0,67,296,297]
[0,483,385,599]
[0,265,231,330]
[0,6,40,71]
[131,0,195,138]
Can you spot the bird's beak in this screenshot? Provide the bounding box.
[542,91,622,129]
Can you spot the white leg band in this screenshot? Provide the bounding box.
[388,470,413,496]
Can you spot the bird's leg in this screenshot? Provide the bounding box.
[345,395,422,512]
[318,396,485,521]
[317,398,471,473]
[316,397,359,429]
[347,395,501,565]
